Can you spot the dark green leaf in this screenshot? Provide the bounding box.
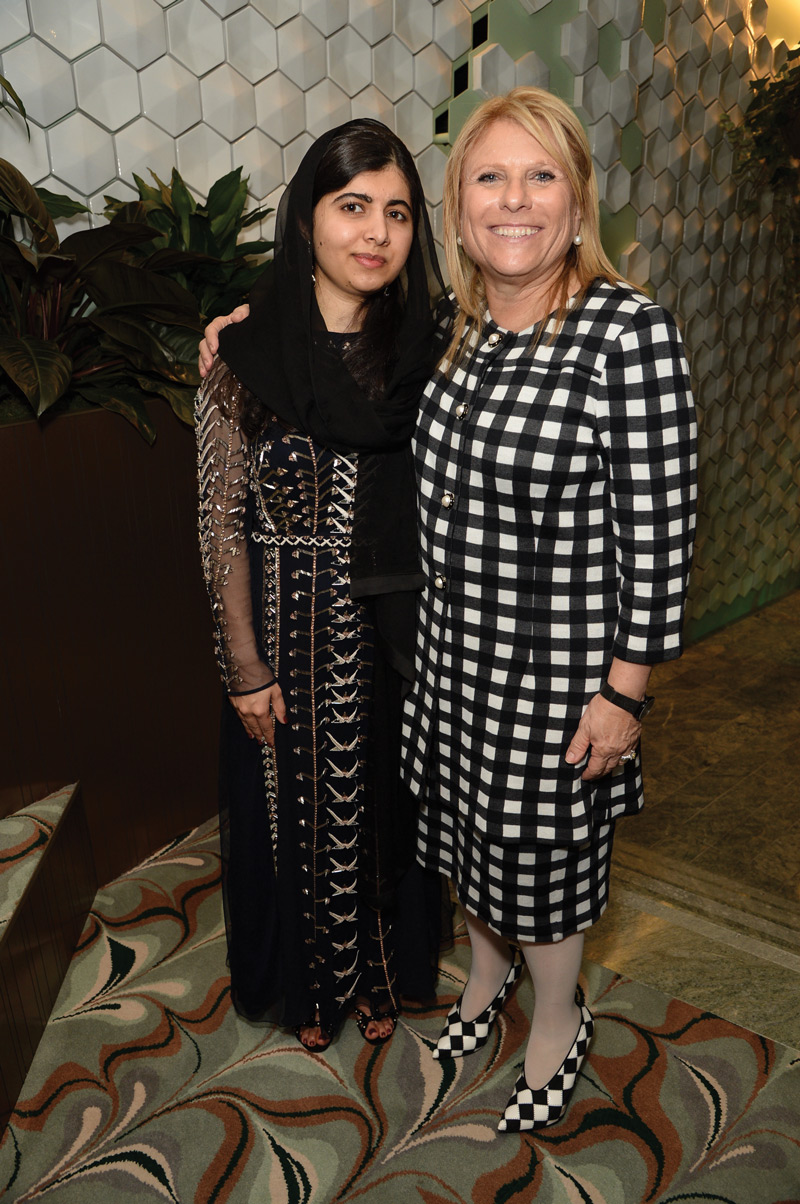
[0,74,29,137]
[0,233,38,279]
[206,168,246,221]
[35,186,92,219]
[0,334,72,415]
[0,158,59,252]
[83,261,201,325]
[74,380,157,443]
[60,222,157,267]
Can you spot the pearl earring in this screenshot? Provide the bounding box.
[573,233,582,246]
[456,235,463,245]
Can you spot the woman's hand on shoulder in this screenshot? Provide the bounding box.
[565,693,641,780]
[229,681,287,747]
[199,304,251,377]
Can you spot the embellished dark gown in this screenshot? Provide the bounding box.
[197,360,438,1035]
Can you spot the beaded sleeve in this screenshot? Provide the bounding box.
[195,360,275,695]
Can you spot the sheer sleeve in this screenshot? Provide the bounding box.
[196,360,275,695]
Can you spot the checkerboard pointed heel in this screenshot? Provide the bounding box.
[433,947,524,1060]
[497,1001,594,1132]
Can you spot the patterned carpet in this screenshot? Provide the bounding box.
[1,819,798,1204]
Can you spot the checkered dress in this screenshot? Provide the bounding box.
[401,281,697,937]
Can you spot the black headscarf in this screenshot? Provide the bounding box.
[218,120,451,905]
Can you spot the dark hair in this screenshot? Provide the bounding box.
[311,119,425,401]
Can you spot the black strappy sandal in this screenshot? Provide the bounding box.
[294,1015,334,1051]
[354,1000,400,1046]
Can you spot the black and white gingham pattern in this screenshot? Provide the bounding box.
[417,801,614,941]
[402,280,697,847]
[498,1002,594,1132]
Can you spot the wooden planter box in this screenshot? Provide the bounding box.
[0,405,221,886]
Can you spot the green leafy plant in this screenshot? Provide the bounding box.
[724,48,800,301]
[105,167,273,321]
[0,74,29,139]
[0,159,202,442]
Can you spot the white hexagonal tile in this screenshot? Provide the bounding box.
[666,131,691,183]
[1,37,76,127]
[682,208,703,253]
[251,0,300,23]
[602,161,631,212]
[681,95,705,144]
[675,53,700,97]
[618,241,650,286]
[301,0,347,36]
[666,7,693,58]
[637,204,662,251]
[372,35,414,103]
[659,206,683,254]
[283,130,313,179]
[304,78,350,138]
[574,65,611,124]
[730,33,751,77]
[233,127,283,198]
[748,0,767,38]
[225,7,277,83]
[176,123,232,195]
[350,84,395,128]
[98,0,166,70]
[432,0,472,61]
[415,142,446,205]
[561,12,599,75]
[515,49,550,90]
[649,45,676,98]
[50,112,117,194]
[255,71,305,144]
[1,118,50,183]
[609,71,637,125]
[704,0,727,26]
[30,0,101,59]
[688,138,711,182]
[689,12,713,64]
[516,0,556,11]
[140,55,202,136]
[621,29,654,84]
[328,26,373,97]
[348,0,392,47]
[114,117,176,183]
[395,90,434,156]
[752,33,772,76]
[393,0,433,54]
[166,0,225,77]
[718,63,741,111]
[205,0,247,13]
[201,64,255,140]
[587,0,615,26]
[589,113,620,169]
[74,47,141,133]
[277,15,326,89]
[637,86,663,137]
[652,168,677,215]
[473,42,517,99]
[630,166,656,212]
[0,0,30,53]
[612,0,642,38]
[414,41,452,107]
[643,128,668,175]
[697,59,722,107]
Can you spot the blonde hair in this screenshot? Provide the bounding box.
[441,86,623,370]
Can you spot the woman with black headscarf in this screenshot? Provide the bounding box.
[196,120,448,1050]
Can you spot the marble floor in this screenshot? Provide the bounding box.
[584,587,800,1049]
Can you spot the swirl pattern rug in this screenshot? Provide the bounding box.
[1,819,798,1203]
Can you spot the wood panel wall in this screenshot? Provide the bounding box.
[0,406,222,885]
[0,783,96,1129]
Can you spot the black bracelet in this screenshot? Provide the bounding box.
[229,678,277,697]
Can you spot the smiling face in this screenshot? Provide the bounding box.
[311,165,414,330]
[459,117,581,313]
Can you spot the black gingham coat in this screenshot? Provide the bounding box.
[400,280,697,847]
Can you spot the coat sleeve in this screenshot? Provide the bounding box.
[597,300,698,664]
[195,360,275,694]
